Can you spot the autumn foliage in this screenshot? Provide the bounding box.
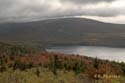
[0,42,125,81]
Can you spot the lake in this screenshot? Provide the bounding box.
[46,46,125,62]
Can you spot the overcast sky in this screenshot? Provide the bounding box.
[0,0,125,24]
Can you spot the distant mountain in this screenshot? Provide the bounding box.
[0,18,125,47]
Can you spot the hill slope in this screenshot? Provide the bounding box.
[0,18,125,47]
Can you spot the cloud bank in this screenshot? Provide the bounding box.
[0,0,125,23]
[60,0,115,4]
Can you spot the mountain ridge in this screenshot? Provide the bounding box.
[0,18,125,47]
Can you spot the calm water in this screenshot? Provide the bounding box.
[46,46,125,62]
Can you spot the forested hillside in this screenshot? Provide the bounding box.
[0,42,125,83]
[1,18,125,47]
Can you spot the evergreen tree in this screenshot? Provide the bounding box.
[94,57,99,69]
[36,67,40,77]
[73,61,85,75]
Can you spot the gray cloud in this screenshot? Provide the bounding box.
[60,0,116,4]
[0,0,124,23]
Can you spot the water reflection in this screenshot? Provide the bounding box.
[46,46,125,62]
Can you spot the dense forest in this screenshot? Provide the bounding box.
[0,42,125,83]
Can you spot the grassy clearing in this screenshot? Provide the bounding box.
[0,68,124,83]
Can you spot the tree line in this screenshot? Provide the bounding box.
[0,42,125,81]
